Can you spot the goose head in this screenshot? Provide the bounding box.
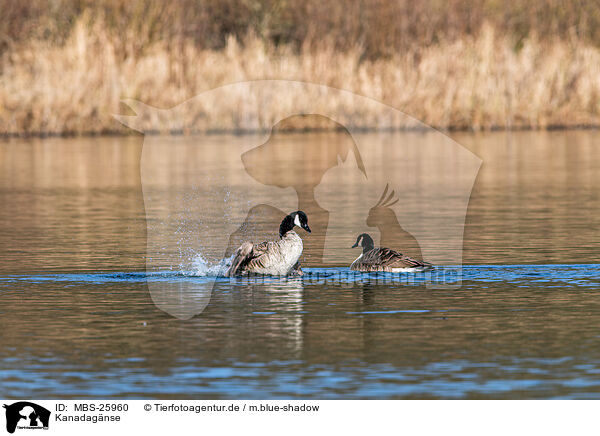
[351,233,375,252]
[279,211,311,237]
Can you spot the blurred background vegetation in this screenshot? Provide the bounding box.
[2,0,600,134]
[4,0,600,57]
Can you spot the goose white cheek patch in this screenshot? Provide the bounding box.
[294,215,301,227]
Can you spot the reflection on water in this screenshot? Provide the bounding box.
[1,266,600,399]
[1,130,600,398]
[456,130,600,264]
[0,136,145,273]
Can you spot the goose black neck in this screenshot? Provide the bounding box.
[362,235,375,253]
[279,215,295,238]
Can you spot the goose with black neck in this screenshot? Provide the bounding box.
[226,211,311,276]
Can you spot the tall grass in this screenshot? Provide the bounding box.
[1,2,600,134]
[4,0,600,57]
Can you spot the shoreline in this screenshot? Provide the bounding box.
[2,124,600,140]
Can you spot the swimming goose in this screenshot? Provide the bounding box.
[350,233,433,272]
[226,211,311,276]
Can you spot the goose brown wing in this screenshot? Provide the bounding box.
[251,241,271,257]
[363,247,430,269]
[227,240,272,276]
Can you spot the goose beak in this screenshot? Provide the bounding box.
[302,224,311,233]
[351,242,358,248]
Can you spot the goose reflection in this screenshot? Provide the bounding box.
[224,277,305,355]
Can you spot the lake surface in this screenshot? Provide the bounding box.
[1,130,599,399]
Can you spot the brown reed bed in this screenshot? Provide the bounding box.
[1,3,600,135]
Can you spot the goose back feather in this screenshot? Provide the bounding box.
[351,247,432,272]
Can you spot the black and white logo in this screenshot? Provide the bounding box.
[3,402,50,434]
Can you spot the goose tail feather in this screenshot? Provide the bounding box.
[226,242,253,277]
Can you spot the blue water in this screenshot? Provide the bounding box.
[1,264,599,286]
[1,264,600,399]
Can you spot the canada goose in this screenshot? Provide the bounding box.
[226,211,311,276]
[350,233,433,272]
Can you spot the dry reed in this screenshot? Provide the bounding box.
[1,13,600,134]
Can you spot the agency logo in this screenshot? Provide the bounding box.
[3,402,50,434]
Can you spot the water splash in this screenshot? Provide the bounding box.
[188,253,233,277]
